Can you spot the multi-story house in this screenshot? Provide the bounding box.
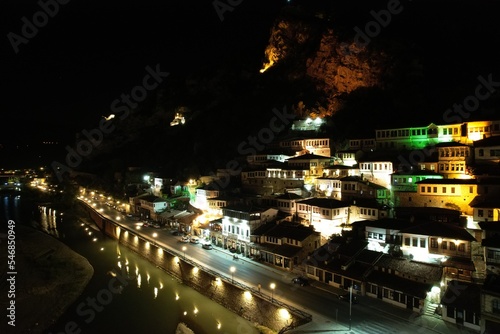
[246,151,293,165]
[441,280,481,331]
[465,120,500,142]
[399,221,476,283]
[286,153,332,183]
[358,158,394,189]
[365,254,443,312]
[295,197,350,241]
[350,218,417,254]
[129,194,168,219]
[391,170,443,192]
[348,138,376,151]
[241,167,305,196]
[348,198,390,224]
[340,176,390,204]
[304,239,377,295]
[278,137,331,157]
[435,142,472,179]
[398,179,478,215]
[192,184,221,212]
[478,221,500,275]
[470,198,500,223]
[481,274,500,333]
[323,165,360,178]
[249,221,321,271]
[473,135,500,165]
[315,177,342,198]
[375,124,437,150]
[374,120,500,151]
[274,192,303,216]
[333,150,358,167]
[219,204,278,256]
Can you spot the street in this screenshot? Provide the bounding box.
[80,196,477,334]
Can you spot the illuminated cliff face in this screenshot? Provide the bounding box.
[259,19,314,74]
[260,15,394,115]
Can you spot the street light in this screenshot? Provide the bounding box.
[270,283,276,302]
[182,246,187,259]
[230,266,236,284]
[349,284,353,330]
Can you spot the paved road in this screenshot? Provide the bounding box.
[80,196,477,334]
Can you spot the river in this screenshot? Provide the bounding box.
[0,192,259,334]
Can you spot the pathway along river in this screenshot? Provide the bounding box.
[1,192,259,334]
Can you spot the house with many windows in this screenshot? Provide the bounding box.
[478,221,500,276]
[435,142,472,179]
[358,158,394,189]
[295,197,350,242]
[473,135,500,165]
[241,166,305,196]
[398,179,478,215]
[249,221,321,271]
[391,170,443,193]
[219,205,278,256]
[365,254,443,312]
[399,221,476,283]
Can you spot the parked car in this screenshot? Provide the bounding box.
[171,230,184,236]
[142,222,149,227]
[180,236,190,243]
[190,236,200,244]
[291,276,309,286]
[339,293,358,304]
[202,243,213,250]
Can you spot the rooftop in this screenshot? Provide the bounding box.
[399,222,476,241]
[297,197,350,209]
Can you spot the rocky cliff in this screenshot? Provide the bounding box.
[259,6,424,119]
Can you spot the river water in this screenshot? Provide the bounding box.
[0,193,258,334]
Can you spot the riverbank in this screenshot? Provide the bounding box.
[0,225,94,333]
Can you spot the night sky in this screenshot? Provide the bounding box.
[1,0,284,143]
[1,0,500,145]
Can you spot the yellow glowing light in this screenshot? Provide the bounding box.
[217,322,221,330]
[244,291,252,300]
[176,294,180,300]
[194,307,198,314]
[278,308,290,321]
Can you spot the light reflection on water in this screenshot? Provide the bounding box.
[2,195,259,334]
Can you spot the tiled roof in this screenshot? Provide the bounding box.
[399,222,476,241]
[374,255,443,283]
[366,270,432,299]
[469,195,500,208]
[275,192,303,200]
[297,197,350,208]
[351,218,419,230]
[263,222,317,241]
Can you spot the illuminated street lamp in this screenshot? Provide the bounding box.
[182,246,187,259]
[349,285,353,330]
[230,266,236,284]
[270,283,276,302]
